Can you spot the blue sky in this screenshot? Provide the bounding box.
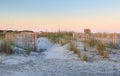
[0,0,120,32]
[1,0,119,14]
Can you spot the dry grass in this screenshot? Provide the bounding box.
[26,49,31,55]
[69,41,81,57]
[83,52,88,61]
[39,32,72,44]
[77,50,81,57]
[96,41,106,56]
[0,40,13,55]
[103,51,109,58]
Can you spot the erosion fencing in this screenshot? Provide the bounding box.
[72,32,119,48]
[5,32,37,51]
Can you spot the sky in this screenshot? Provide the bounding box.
[0,0,120,33]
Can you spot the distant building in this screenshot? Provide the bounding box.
[84,29,91,34]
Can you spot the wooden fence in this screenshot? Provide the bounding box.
[72,32,118,48]
[5,31,37,51]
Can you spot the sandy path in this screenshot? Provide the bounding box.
[0,38,120,76]
[0,53,120,76]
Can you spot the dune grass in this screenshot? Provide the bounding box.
[0,33,15,55]
[96,41,106,56]
[83,52,88,61]
[39,32,72,44]
[0,39,14,55]
[69,41,81,57]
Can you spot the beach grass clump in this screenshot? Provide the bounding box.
[0,40,14,55]
[69,41,81,57]
[103,51,109,58]
[39,32,72,44]
[96,41,108,58]
[26,49,31,55]
[89,39,96,48]
[59,39,66,46]
[83,52,88,61]
[76,50,81,57]
[69,41,77,51]
[96,41,106,56]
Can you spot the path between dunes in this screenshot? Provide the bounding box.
[1,55,120,76]
[0,37,120,76]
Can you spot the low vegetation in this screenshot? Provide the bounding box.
[83,52,88,61]
[96,41,106,57]
[39,32,72,44]
[0,39,14,55]
[0,31,115,60]
[77,51,81,57]
[26,49,31,55]
[103,51,109,58]
[69,41,81,57]
[89,39,97,48]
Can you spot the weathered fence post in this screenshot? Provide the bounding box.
[72,32,75,39]
[113,33,117,48]
[34,33,37,51]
